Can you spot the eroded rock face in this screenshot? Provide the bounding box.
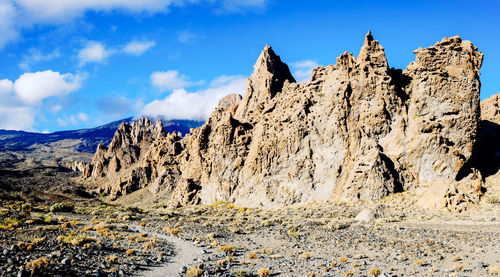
[84,32,487,210]
[83,118,171,198]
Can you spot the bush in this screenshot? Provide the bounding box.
[49,203,74,213]
[21,203,32,213]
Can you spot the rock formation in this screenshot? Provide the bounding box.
[84,32,490,211]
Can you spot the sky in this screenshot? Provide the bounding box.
[0,0,499,132]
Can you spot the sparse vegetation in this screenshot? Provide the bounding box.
[49,202,74,213]
[257,268,270,277]
[368,267,381,276]
[186,266,203,277]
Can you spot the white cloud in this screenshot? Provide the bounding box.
[0,106,35,131]
[57,112,89,127]
[0,79,35,131]
[78,41,112,66]
[141,74,246,121]
[291,60,319,82]
[151,70,194,91]
[0,79,14,95]
[14,70,84,104]
[19,48,61,70]
[0,0,269,49]
[0,2,19,48]
[123,40,156,55]
[77,112,89,122]
[13,0,177,23]
[177,31,197,43]
[48,103,62,113]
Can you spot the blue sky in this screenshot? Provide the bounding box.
[0,0,498,132]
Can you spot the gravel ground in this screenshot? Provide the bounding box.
[1,191,499,277]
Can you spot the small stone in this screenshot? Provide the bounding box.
[474,262,485,269]
[181,266,187,273]
[61,258,70,265]
[17,268,27,277]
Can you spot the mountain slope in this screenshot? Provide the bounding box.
[0,118,203,153]
[0,118,204,169]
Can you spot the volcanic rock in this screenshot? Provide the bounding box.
[83,32,488,211]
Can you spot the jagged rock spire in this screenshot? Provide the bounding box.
[235,45,295,121]
[357,31,388,72]
[252,45,296,86]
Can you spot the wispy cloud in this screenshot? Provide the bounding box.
[57,112,89,127]
[78,39,156,66]
[177,31,197,43]
[215,0,268,14]
[123,40,156,55]
[151,70,195,92]
[291,60,319,82]
[19,48,61,71]
[78,41,113,66]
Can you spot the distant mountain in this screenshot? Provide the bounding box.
[0,117,204,153]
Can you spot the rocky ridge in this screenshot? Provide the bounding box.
[83,32,492,211]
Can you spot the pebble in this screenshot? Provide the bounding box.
[17,268,27,277]
[61,258,70,265]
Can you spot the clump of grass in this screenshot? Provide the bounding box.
[163,227,181,235]
[186,266,203,277]
[49,203,74,213]
[82,225,94,232]
[248,252,258,259]
[257,268,270,277]
[219,245,234,252]
[415,259,425,266]
[232,270,248,277]
[452,263,464,271]
[143,240,155,249]
[339,256,348,263]
[126,249,135,255]
[25,257,49,274]
[368,268,381,276]
[57,234,96,246]
[287,230,299,238]
[21,203,32,213]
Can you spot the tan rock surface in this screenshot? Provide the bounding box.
[84,32,490,211]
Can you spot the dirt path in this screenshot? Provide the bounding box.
[133,225,205,277]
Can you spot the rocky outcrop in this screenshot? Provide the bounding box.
[82,118,170,198]
[84,32,488,211]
